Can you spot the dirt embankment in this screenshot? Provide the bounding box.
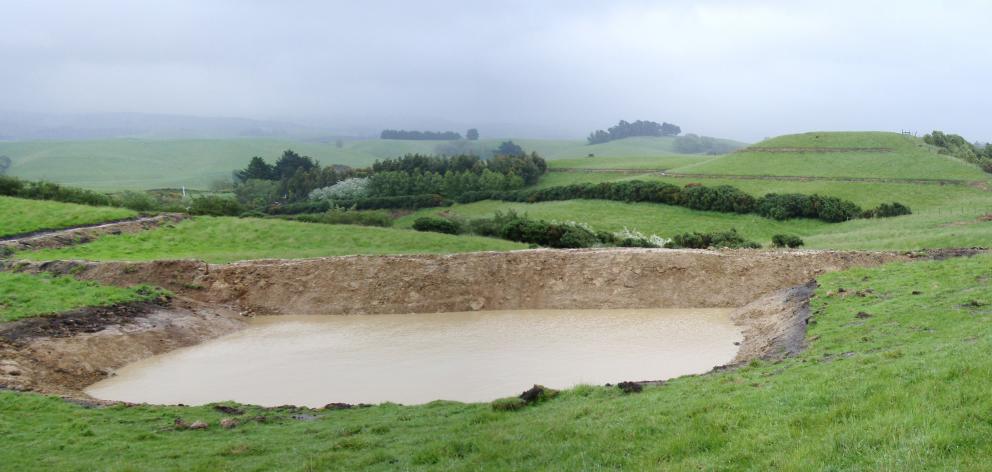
[8,249,928,315]
[0,248,977,399]
[0,213,186,252]
[0,299,244,396]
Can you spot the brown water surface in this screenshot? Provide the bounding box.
[86,308,740,406]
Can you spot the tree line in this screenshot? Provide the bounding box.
[453,180,910,223]
[587,120,681,144]
[380,129,463,140]
[924,130,992,173]
[231,144,547,212]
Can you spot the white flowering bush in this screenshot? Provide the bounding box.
[612,227,670,248]
[309,177,371,201]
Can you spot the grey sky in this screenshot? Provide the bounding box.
[2,0,990,141]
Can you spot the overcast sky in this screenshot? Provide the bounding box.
[2,0,990,141]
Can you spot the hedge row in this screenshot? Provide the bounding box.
[412,211,764,250]
[1,175,116,207]
[457,181,910,223]
[268,194,452,215]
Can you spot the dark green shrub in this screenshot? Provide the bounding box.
[666,229,761,249]
[412,216,462,234]
[189,196,244,216]
[0,176,25,196]
[772,234,804,248]
[864,202,912,218]
[756,193,861,222]
[238,210,268,219]
[680,185,756,213]
[116,191,160,212]
[481,211,600,248]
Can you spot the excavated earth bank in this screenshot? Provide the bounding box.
[0,248,977,401]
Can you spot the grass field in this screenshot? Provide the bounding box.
[0,136,739,191]
[20,216,526,263]
[0,196,136,238]
[0,272,163,322]
[546,154,713,170]
[2,254,991,469]
[669,132,989,181]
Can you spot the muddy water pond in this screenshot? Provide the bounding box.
[86,308,741,406]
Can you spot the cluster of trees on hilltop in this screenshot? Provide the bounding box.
[924,130,992,173]
[380,129,463,140]
[359,151,547,197]
[232,142,546,210]
[234,150,356,205]
[673,134,742,155]
[587,120,681,144]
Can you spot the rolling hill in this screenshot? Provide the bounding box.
[667,131,989,181]
[0,135,745,191]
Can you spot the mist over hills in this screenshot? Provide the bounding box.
[0,111,319,141]
[0,111,590,141]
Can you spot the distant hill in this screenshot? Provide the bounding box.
[0,111,317,140]
[0,135,742,190]
[668,131,989,181]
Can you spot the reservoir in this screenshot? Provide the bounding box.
[86,308,741,406]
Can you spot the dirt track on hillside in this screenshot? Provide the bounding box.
[0,213,187,252]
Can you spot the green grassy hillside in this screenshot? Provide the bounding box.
[2,254,991,469]
[20,216,526,263]
[0,272,163,322]
[0,196,136,238]
[669,132,989,181]
[0,136,743,191]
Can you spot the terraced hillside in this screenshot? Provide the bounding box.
[669,132,987,181]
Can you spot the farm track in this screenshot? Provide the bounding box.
[0,213,187,252]
[548,168,983,187]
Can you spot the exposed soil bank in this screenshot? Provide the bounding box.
[0,248,980,400]
[0,213,186,252]
[4,248,952,315]
[0,299,244,397]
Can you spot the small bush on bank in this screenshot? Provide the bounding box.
[412,216,463,234]
[116,191,159,212]
[189,196,244,216]
[496,214,600,249]
[863,202,912,218]
[665,229,761,249]
[772,234,805,248]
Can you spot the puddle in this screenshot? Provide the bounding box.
[86,308,741,406]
